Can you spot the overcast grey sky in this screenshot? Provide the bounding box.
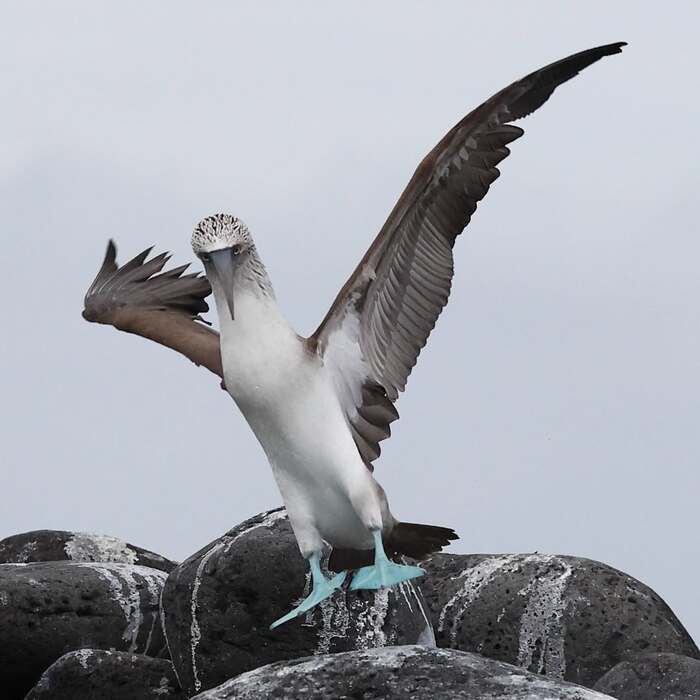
[2,2,699,642]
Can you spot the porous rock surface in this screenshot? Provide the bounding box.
[0,561,167,698]
[0,529,175,572]
[25,649,184,699]
[191,645,616,699]
[593,652,700,699]
[162,508,434,696]
[419,552,699,688]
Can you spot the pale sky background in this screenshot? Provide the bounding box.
[2,2,699,642]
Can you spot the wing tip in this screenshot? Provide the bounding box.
[84,238,213,324]
[593,40,627,59]
[103,239,118,270]
[574,40,627,60]
[609,40,627,51]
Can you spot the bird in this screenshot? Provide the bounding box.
[84,42,626,628]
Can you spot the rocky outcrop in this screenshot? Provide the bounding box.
[190,645,615,699]
[593,652,700,699]
[2,515,697,698]
[419,553,700,688]
[161,509,434,696]
[25,649,184,699]
[0,529,175,573]
[0,561,167,699]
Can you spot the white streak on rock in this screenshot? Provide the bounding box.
[160,587,182,689]
[408,582,436,647]
[398,581,414,613]
[309,572,432,654]
[152,675,172,695]
[190,509,288,692]
[144,614,157,656]
[355,588,391,649]
[81,563,137,649]
[397,580,435,647]
[16,541,38,562]
[314,590,351,654]
[309,553,350,654]
[78,563,166,654]
[66,533,138,565]
[438,554,520,646]
[416,618,436,647]
[142,569,164,655]
[515,554,573,679]
[33,668,52,692]
[190,541,225,693]
[74,648,94,670]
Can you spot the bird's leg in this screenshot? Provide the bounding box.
[269,551,347,629]
[350,529,425,591]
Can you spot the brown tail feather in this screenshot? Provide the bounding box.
[386,522,459,560]
[328,522,458,572]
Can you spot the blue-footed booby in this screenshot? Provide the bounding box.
[84,43,626,628]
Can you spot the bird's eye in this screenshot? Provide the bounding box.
[200,252,211,263]
[232,245,242,256]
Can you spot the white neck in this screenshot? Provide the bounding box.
[209,249,301,401]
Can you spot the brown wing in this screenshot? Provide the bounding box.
[83,240,223,378]
[309,42,626,469]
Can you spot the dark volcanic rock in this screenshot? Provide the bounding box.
[0,561,167,699]
[0,529,175,572]
[593,652,700,699]
[26,649,184,699]
[162,508,434,696]
[419,553,699,689]
[191,645,615,699]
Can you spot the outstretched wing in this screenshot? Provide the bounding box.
[83,240,223,378]
[308,42,626,469]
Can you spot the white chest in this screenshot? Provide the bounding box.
[216,290,348,457]
[218,291,300,396]
[212,284,378,550]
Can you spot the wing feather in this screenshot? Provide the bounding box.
[310,42,626,469]
[83,240,223,378]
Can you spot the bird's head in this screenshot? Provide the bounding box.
[192,213,253,320]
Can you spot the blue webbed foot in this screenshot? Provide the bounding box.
[349,528,425,591]
[350,560,424,590]
[270,554,346,630]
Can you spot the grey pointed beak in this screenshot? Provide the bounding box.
[208,248,236,320]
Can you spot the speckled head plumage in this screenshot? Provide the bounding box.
[191,213,273,318]
[191,213,253,256]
